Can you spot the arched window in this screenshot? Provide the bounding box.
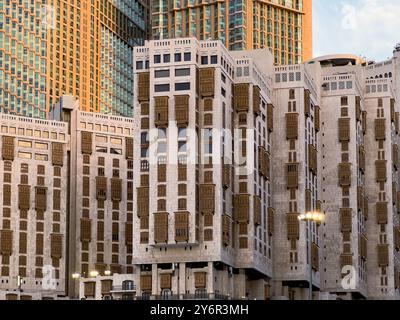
[289,89,295,100]
[194,288,207,299]
[161,289,172,300]
[389,72,393,78]
[122,280,134,291]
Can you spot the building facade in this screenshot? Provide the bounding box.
[0,110,70,300]
[132,38,274,300]
[150,0,313,64]
[0,0,148,118]
[272,63,322,299]
[2,39,400,301]
[0,95,135,300]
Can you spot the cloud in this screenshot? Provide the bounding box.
[314,0,400,61]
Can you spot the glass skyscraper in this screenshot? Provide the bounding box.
[151,0,312,64]
[0,0,148,118]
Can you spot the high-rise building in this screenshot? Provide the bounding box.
[150,0,313,64]
[132,38,275,300]
[272,63,322,299]
[0,0,148,118]
[2,39,400,301]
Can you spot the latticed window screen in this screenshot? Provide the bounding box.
[2,136,15,160]
[376,202,388,225]
[267,104,274,132]
[304,89,311,117]
[199,68,215,97]
[287,214,299,240]
[286,163,299,189]
[234,194,250,222]
[137,187,149,217]
[80,218,92,242]
[286,113,298,140]
[52,142,64,166]
[81,131,93,154]
[154,212,169,243]
[199,184,215,214]
[340,209,352,232]
[375,118,386,141]
[154,96,169,127]
[175,95,189,126]
[338,118,350,142]
[175,212,189,242]
[253,85,261,115]
[138,72,150,102]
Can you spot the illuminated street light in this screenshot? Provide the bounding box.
[298,211,324,223]
[298,211,325,300]
[72,273,81,279]
[89,270,99,278]
[104,270,111,276]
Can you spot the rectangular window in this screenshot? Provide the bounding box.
[110,148,122,155]
[158,128,167,139]
[210,55,218,64]
[175,68,190,77]
[174,53,182,62]
[163,54,170,63]
[96,146,107,153]
[154,55,161,63]
[184,52,191,61]
[204,129,212,154]
[141,148,148,158]
[141,132,149,144]
[155,84,170,92]
[95,135,107,143]
[201,56,208,65]
[175,82,190,91]
[35,154,48,161]
[158,142,167,153]
[155,69,170,78]
[18,140,32,148]
[110,138,122,145]
[178,141,187,152]
[35,142,49,150]
[136,61,143,70]
[18,152,32,159]
[178,127,187,139]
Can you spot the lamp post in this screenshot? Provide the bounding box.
[298,211,324,300]
[72,273,81,300]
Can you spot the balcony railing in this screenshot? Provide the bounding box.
[132,293,232,300]
[110,285,137,292]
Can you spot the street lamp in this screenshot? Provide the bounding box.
[89,270,99,278]
[298,211,324,300]
[72,273,81,279]
[104,270,112,276]
[71,273,82,300]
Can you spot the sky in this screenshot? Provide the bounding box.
[313,0,400,62]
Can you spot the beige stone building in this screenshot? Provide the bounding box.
[0,95,135,300]
[132,38,274,300]
[0,111,69,300]
[272,63,322,299]
[1,39,400,301]
[310,52,400,300]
